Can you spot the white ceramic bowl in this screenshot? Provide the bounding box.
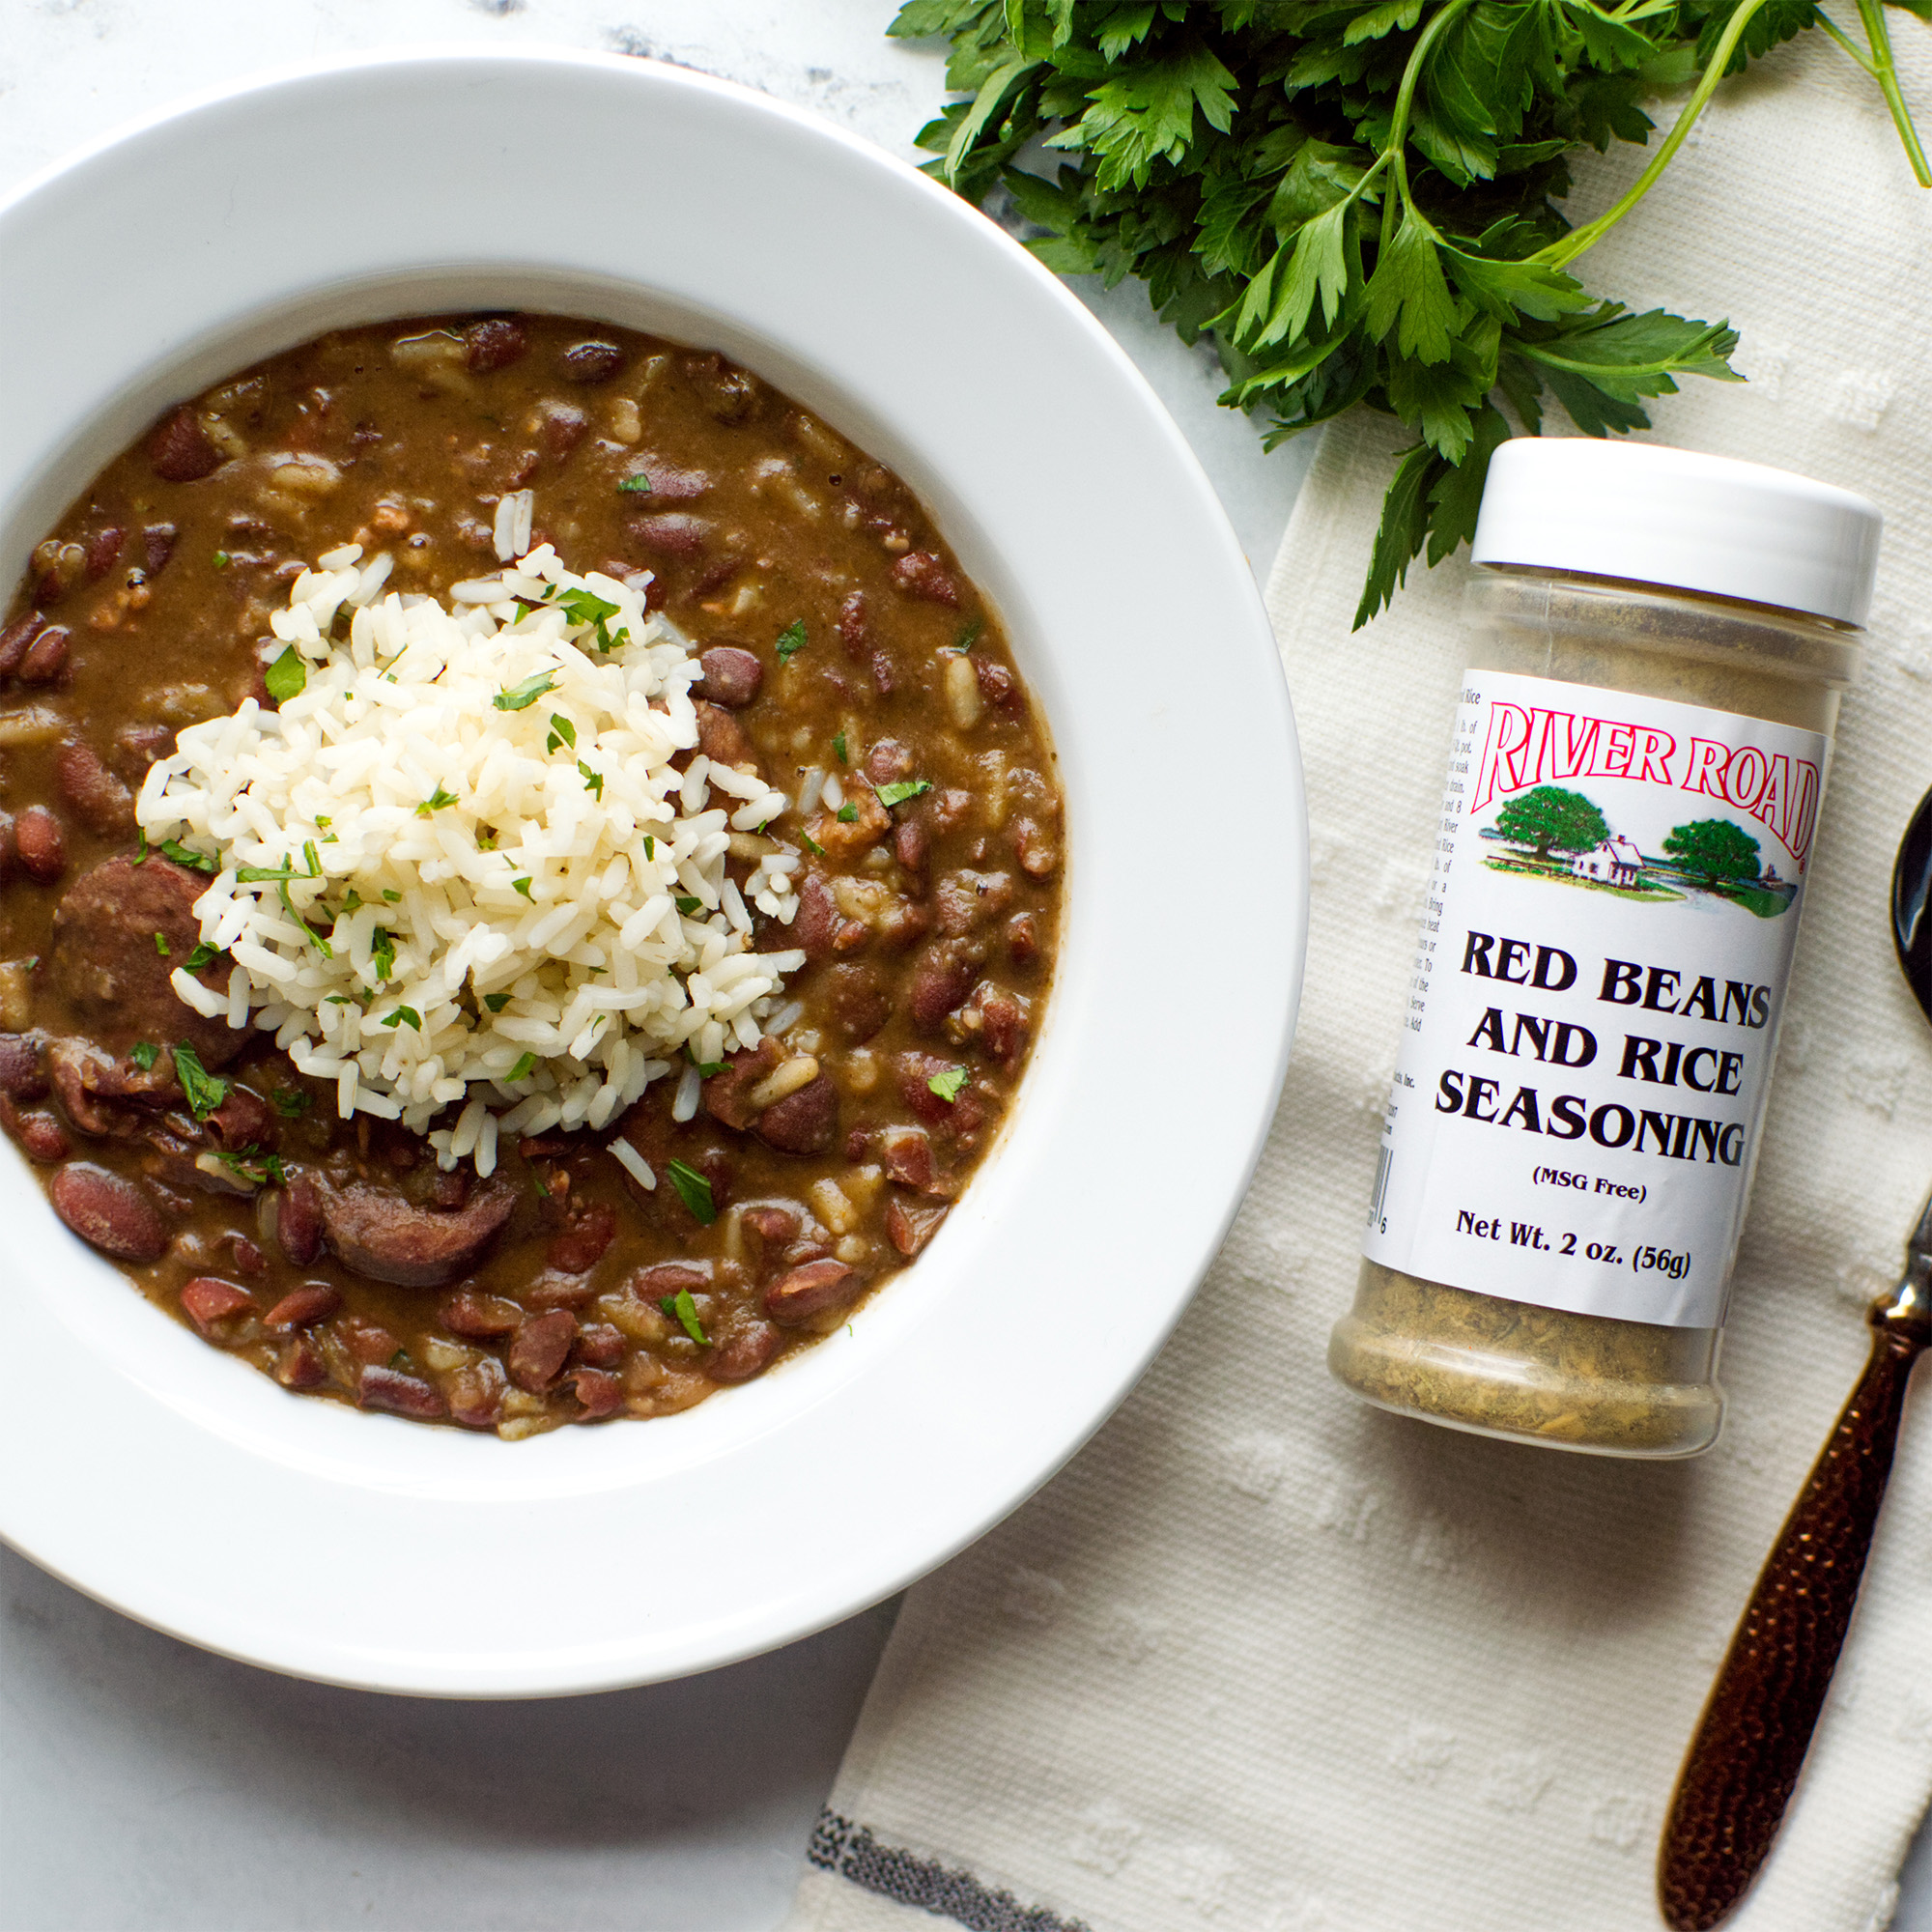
[0,46,1306,1695]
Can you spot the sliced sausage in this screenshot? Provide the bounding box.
[320,1177,517,1288]
[48,856,242,1065]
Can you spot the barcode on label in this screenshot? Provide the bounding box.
[1366,1142,1393,1233]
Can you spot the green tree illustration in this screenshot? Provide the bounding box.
[1663,818,1762,884]
[1494,786,1610,863]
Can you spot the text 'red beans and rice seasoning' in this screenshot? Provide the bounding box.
[1329,440,1881,1457]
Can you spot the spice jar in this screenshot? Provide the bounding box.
[1329,440,1880,1457]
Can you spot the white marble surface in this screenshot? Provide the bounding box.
[0,4,1922,1929]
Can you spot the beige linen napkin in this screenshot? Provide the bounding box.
[787,27,1932,1932]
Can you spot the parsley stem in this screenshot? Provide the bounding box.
[1854,0,1932,186]
[1535,0,1778,270]
[1381,0,1479,245]
[1813,5,1879,73]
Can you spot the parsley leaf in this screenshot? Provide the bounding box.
[272,1086,312,1117]
[579,759,604,799]
[776,619,808,663]
[417,786,460,815]
[161,839,216,874]
[927,1065,969,1103]
[875,779,931,809]
[506,1051,539,1081]
[618,473,653,493]
[952,619,982,654]
[833,729,848,764]
[483,992,512,1012]
[217,1145,286,1187]
[153,932,170,956]
[666,1158,718,1226]
[799,829,826,857]
[906,0,1922,626]
[381,1006,421,1031]
[546,712,578,754]
[264,646,307,703]
[129,1041,159,1071]
[674,895,703,917]
[172,1043,228,1121]
[512,876,533,898]
[370,927,396,982]
[661,1286,712,1346]
[494,670,556,711]
[836,803,858,823]
[184,941,223,973]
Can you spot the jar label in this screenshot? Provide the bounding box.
[1362,669,1827,1328]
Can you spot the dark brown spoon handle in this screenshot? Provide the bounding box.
[1659,1308,1928,1930]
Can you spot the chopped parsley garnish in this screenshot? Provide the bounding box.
[799,830,825,857]
[953,619,982,654]
[674,895,703,917]
[832,729,848,765]
[475,828,497,851]
[579,760,604,800]
[172,1043,228,1121]
[554,587,625,653]
[370,927,395,982]
[279,880,332,958]
[184,941,223,973]
[512,876,533,898]
[383,889,401,903]
[217,1145,287,1187]
[315,816,330,830]
[134,828,148,864]
[212,551,230,570]
[506,1051,539,1081]
[686,1044,727,1076]
[416,786,460,815]
[341,889,364,914]
[381,1006,421,1032]
[129,1041,159,1072]
[642,834,655,859]
[875,779,931,809]
[153,931,170,956]
[234,863,297,883]
[546,712,577,753]
[666,1158,717,1227]
[836,804,858,824]
[494,670,556,712]
[775,619,808,664]
[927,1065,969,1104]
[264,646,307,702]
[483,992,512,1013]
[303,840,322,878]
[161,839,216,873]
[271,1087,312,1118]
[660,1286,711,1346]
[617,473,653,494]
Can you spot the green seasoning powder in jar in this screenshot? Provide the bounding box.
[1329,440,1881,1458]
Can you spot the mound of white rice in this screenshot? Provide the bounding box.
[135,539,805,1177]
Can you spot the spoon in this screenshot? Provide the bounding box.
[1655,785,1932,1929]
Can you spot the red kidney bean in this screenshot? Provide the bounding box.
[887,1198,949,1259]
[894,814,929,881]
[961,980,1030,1065]
[891,552,960,607]
[206,1085,274,1152]
[19,626,70,685]
[0,1033,47,1099]
[865,739,912,785]
[225,1234,266,1276]
[975,658,1017,707]
[264,1284,342,1330]
[878,1125,937,1193]
[340,1316,401,1367]
[1008,913,1037,965]
[180,1276,255,1333]
[837,590,867,659]
[575,1322,626,1369]
[559,340,624,384]
[84,527,125,580]
[0,811,16,883]
[0,611,45,674]
[538,402,588,462]
[16,1112,70,1163]
[633,464,712,502]
[870,651,895,697]
[358,1365,447,1421]
[448,1360,506,1430]
[632,1262,709,1298]
[765,1259,860,1326]
[273,1334,327,1390]
[756,1075,838,1157]
[54,740,134,837]
[50,1161,166,1261]
[507,1309,577,1390]
[148,407,223,483]
[277,1174,324,1265]
[546,1200,616,1274]
[705,1321,781,1383]
[740,1206,799,1248]
[695,645,763,708]
[626,512,713,558]
[907,942,977,1032]
[143,524,179,576]
[572,1367,624,1416]
[1013,817,1058,878]
[703,1038,782,1132]
[440,1289,524,1338]
[824,963,893,1044]
[465,318,527,372]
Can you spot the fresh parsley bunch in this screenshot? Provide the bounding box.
[893,0,1928,625]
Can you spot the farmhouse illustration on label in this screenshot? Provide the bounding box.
[1479,784,1797,916]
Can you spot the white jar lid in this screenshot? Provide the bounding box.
[1469,438,1882,627]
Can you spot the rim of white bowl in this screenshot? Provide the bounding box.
[0,44,1308,1696]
